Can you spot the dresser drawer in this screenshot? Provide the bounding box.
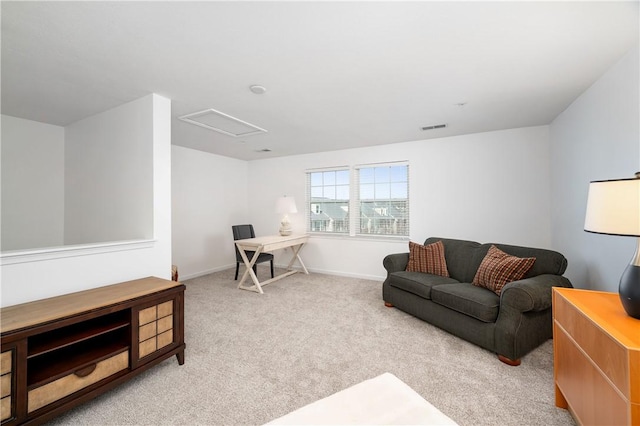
[28,350,129,413]
[554,292,630,398]
[555,324,628,425]
[553,288,640,426]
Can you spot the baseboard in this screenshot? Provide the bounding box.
[180,264,385,282]
[275,263,385,282]
[179,264,235,281]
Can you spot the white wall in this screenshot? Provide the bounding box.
[0,94,172,307]
[550,46,640,291]
[65,96,154,245]
[171,145,248,279]
[1,115,65,250]
[247,126,552,280]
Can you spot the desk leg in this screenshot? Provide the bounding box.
[237,246,264,294]
[286,243,309,274]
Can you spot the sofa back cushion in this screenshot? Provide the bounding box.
[424,237,568,283]
[424,237,482,283]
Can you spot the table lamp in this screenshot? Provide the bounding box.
[584,172,640,319]
[276,196,297,236]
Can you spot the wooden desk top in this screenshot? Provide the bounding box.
[1,276,182,334]
[236,234,308,245]
[235,234,309,250]
[553,287,640,349]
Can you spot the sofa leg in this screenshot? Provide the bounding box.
[497,354,521,366]
[384,302,394,308]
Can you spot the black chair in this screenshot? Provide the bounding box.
[232,224,274,280]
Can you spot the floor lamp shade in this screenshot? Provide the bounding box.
[584,175,640,319]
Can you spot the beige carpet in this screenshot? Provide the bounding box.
[48,268,575,425]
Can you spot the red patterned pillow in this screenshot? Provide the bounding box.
[406,240,449,277]
[472,245,536,295]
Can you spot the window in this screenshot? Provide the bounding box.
[356,163,409,236]
[307,168,350,234]
[306,162,409,237]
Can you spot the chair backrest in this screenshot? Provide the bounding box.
[232,224,256,241]
[232,224,256,261]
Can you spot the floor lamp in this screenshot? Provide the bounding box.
[584,173,640,319]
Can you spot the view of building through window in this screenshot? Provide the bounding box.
[307,163,409,236]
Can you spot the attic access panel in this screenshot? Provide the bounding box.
[179,108,267,137]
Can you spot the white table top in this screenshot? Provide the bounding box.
[235,234,309,249]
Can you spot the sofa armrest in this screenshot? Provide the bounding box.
[500,274,573,312]
[383,253,409,274]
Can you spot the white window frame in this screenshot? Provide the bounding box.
[305,166,351,235]
[306,161,409,239]
[354,161,409,237]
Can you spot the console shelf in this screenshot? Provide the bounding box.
[28,311,129,358]
[0,277,185,425]
[27,336,129,388]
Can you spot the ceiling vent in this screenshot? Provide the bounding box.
[421,124,447,131]
[179,108,267,137]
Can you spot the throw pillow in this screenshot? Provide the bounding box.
[406,240,449,277]
[472,245,536,295]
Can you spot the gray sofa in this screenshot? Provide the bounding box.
[382,237,572,365]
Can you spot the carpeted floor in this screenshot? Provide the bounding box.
[48,268,575,425]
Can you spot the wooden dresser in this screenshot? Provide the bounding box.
[553,288,640,425]
[0,277,185,425]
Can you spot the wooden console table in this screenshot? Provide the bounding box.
[0,276,185,425]
[553,287,640,425]
[236,234,309,294]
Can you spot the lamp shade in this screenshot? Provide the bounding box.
[584,177,640,237]
[276,196,298,214]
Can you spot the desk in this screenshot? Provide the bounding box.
[236,234,309,294]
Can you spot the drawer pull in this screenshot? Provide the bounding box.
[74,364,97,378]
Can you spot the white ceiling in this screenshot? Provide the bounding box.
[2,1,638,161]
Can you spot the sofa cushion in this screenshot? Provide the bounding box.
[389,271,459,300]
[472,245,536,295]
[431,283,500,323]
[406,241,449,277]
[492,243,568,277]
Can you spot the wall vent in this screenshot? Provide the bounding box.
[421,124,447,131]
[256,148,272,153]
[179,108,267,137]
